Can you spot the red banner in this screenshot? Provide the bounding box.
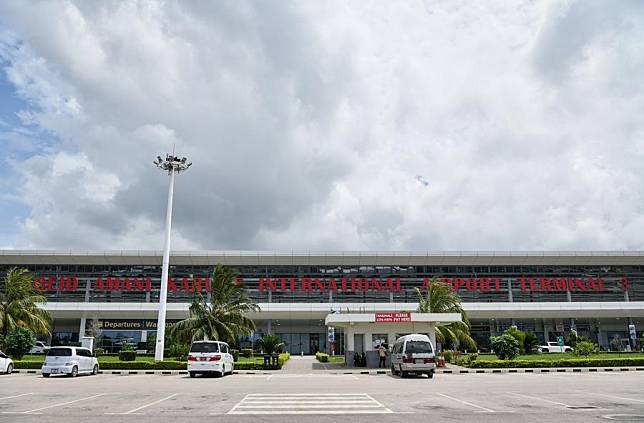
[375,312,411,323]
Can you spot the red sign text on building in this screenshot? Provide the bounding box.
[375,312,411,323]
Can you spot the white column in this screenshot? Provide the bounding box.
[346,327,355,351]
[364,331,372,351]
[79,316,87,338]
[155,168,176,362]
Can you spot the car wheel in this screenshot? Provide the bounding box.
[565,348,572,353]
[427,371,434,379]
[541,348,548,353]
[401,371,409,378]
[189,372,196,378]
[70,366,78,377]
[215,371,223,378]
[222,364,226,376]
[6,363,13,374]
[230,363,234,375]
[42,373,50,378]
[92,365,99,375]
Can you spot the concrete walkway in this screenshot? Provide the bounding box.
[280,355,318,373]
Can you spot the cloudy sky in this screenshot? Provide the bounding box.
[0,0,643,252]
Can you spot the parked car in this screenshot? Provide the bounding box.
[390,334,436,378]
[0,350,13,374]
[538,341,572,353]
[29,341,49,354]
[187,341,234,378]
[41,346,99,377]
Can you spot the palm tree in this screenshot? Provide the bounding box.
[168,264,259,344]
[415,278,476,350]
[0,267,52,338]
[256,334,284,354]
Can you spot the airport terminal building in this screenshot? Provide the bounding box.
[1,250,643,353]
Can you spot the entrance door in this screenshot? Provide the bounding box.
[309,334,320,354]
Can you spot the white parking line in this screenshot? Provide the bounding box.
[107,393,178,415]
[580,392,644,404]
[437,393,496,413]
[507,392,571,407]
[18,394,105,414]
[0,393,32,400]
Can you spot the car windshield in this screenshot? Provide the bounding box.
[47,348,72,356]
[405,340,433,354]
[190,343,220,353]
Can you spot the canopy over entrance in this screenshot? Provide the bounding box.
[325,312,461,367]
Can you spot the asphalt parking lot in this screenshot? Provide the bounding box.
[1,371,643,423]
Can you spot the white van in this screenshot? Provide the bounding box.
[42,346,99,377]
[187,341,234,378]
[390,334,436,378]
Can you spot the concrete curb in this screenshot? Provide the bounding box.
[11,367,644,375]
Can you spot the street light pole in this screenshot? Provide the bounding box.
[154,154,192,362]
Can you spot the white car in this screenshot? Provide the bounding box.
[187,341,234,378]
[390,334,436,378]
[538,341,572,353]
[29,341,49,354]
[0,350,13,374]
[41,346,99,377]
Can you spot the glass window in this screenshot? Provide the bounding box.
[190,342,220,353]
[404,340,433,354]
[47,348,72,356]
[221,344,228,353]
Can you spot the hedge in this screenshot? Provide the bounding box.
[469,357,644,368]
[15,353,291,371]
[315,352,329,363]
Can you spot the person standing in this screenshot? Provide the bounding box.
[378,344,387,368]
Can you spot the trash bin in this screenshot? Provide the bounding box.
[263,354,270,368]
[271,354,279,369]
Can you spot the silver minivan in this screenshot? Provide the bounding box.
[390,334,436,378]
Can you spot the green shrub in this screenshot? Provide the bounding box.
[5,327,35,360]
[523,332,539,354]
[118,351,136,361]
[168,343,189,361]
[240,348,253,358]
[469,357,644,368]
[93,348,105,357]
[120,341,134,352]
[316,352,329,362]
[465,352,479,366]
[503,327,526,354]
[491,334,520,360]
[442,350,453,363]
[574,341,599,356]
[230,349,239,362]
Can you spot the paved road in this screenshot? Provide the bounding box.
[1,371,643,423]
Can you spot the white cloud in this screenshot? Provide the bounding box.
[1,0,644,251]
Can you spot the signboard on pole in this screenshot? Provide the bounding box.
[327,327,335,342]
[375,312,411,323]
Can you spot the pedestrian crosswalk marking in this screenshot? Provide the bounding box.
[227,393,393,415]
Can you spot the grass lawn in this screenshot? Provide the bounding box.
[474,352,644,361]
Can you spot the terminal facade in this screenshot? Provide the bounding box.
[1,251,642,353]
